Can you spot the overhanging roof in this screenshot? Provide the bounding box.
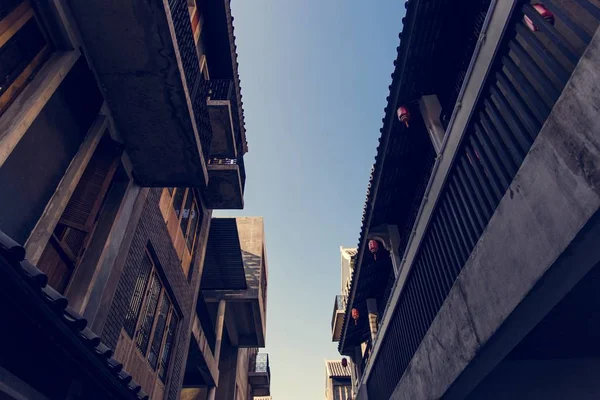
[0,230,147,400]
[201,218,247,290]
[339,0,455,354]
[326,360,352,378]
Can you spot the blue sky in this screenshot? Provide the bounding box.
[221,1,406,398]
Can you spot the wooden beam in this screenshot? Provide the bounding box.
[0,1,33,47]
[0,45,51,115]
[0,50,80,167]
[25,114,107,263]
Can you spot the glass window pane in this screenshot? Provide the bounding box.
[148,294,171,369]
[158,313,178,382]
[172,188,186,220]
[186,200,200,251]
[135,273,162,355]
[180,189,193,233]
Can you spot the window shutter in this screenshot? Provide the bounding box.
[135,272,162,355]
[148,295,171,370]
[37,135,120,292]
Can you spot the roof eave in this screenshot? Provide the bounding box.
[338,0,423,355]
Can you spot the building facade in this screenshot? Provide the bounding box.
[336,1,600,399]
[0,1,269,400]
[182,217,270,400]
[325,360,352,400]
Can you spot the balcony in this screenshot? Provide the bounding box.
[201,218,267,347]
[204,79,242,158]
[68,0,213,186]
[249,353,271,396]
[331,295,347,342]
[206,157,245,209]
[350,2,600,399]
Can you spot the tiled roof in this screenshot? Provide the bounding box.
[341,247,358,258]
[225,0,248,154]
[339,0,422,354]
[326,360,352,378]
[0,230,148,400]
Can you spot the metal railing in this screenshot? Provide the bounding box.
[366,1,600,399]
[250,353,271,376]
[207,157,247,193]
[331,295,348,330]
[204,79,244,153]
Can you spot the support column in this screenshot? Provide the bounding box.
[208,299,226,400]
[418,94,445,154]
[368,225,402,277]
[366,298,378,343]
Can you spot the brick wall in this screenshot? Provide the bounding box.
[102,188,210,400]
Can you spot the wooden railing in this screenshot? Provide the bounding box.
[366,1,600,399]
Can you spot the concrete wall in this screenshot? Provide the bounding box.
[235,348,250,400]
[467,359,600,400]
[214,335,238,400]
[390,27,600,400]
[0,58,102,244]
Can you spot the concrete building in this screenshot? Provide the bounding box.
[336,1,600,399]
[0,1,269,400]
[331,247,357,343]
[182,217,270,400]
[325,360,352,400]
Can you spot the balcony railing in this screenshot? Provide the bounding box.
[366,1,600,399]
[203,79,242,159]
[204,79,242,143]
[331,295,347,330]
[253,353,270,374]
[331,294,347,342]
[249,352,271,396]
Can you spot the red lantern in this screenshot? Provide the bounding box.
[368,240,379,261]
[351,308,359,325]
[341,358,348,368]
[397,106,410,127]
[524,4,554,32]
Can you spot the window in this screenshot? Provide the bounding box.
[36,135,121,292]
[129,257,179,383]
[333,385,352,400]
[0,0,53,116]
[159,188,203,277]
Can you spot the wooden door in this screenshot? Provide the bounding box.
[37,135,120,292]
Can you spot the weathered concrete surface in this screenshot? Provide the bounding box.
[466,359,600,400]
[68,0,207,187]
[390,27,600,400]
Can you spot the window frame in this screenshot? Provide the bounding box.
[130,250,180,383]
[0,0,54,117]
[159,187,203,277]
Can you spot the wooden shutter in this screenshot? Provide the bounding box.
[148,294,171,370]
[158,312,178,381]
[135,272,162,355]
[37,135,120,292]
